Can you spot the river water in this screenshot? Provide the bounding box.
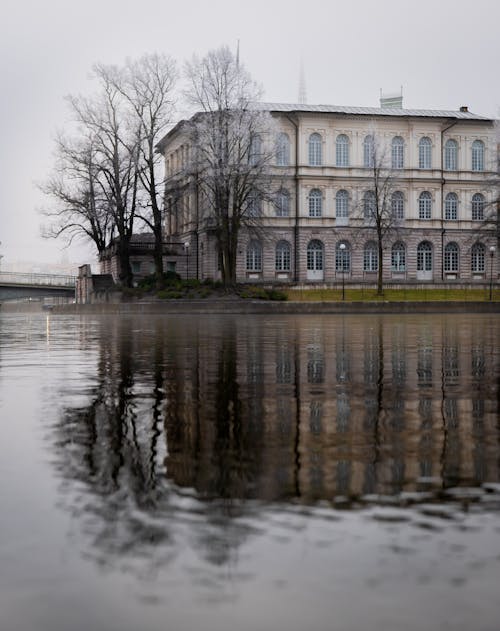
[1,312,500,631]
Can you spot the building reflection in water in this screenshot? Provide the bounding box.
[44,312,500,579]
[52,314,500,524]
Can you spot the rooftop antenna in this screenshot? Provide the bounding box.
[298,60,307,104]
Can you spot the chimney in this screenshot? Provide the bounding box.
[460,106,468,112]
[380,87,403,109]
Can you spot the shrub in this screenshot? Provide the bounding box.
[267,289,288,301]
[237,285,287,301]
[184,279,202,289]
[157,289,184,299]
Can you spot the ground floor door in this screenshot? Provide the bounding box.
[307,241,324,281]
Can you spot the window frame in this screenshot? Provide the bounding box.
[391,136,404,169]
[308,133,322,166]
[444,242,459,273]
[363,135,374,168]
[472,193,485,221]
[391,191,404,220]
[471,140,484,172]
[335,134,349,167]
[445,192,458,220]
[419,137,432,169]
[246,191,262,217]
[308,188,323,217]
[471,243,486,272]
[307,239,324,271]
[276,132,290,166]
[246,240,263,272]
[363,190,376,222]
[275,240,291,272]
[363,241,378,272]
[417,241,433,271]
[419,191,432,220]
[275,188,290,217]
[391,242,406,272]
[335,189,349,218]
[249,134,262,166]
[335,242,351,272]
[444,139,458,171]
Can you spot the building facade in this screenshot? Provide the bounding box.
[158,102,498,285]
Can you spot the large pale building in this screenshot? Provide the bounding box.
[158,100,498,285]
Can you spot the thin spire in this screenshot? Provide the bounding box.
[298,60,307,104]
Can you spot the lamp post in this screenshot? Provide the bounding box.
[184,242,189,280]
[489,245,496,301]
[339,243,346,301]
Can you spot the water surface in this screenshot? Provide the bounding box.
[1,312,499,631]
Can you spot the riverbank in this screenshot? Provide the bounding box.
[37,299,500,315]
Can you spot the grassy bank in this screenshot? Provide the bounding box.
[286,287,500,302]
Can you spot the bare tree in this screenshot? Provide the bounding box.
[355,132,402,295]
[98,54,177,285]
[41,133,114,255]
[182,46,277,287]
[70,66,144,287]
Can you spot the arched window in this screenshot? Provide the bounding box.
[336,134,349,167]
[445,192,458,220]
[246,240,262,271]
[419,137,432,169]
[472,193,485,221]
[249,135,261,166]
[391,191,404,220]
[275,240,291,271]
[364,190,376,221]
[335,242,350,272]
[471,243,486,272]
[392,136,404,169]
[419,191,432,220]
[363,135,374,168]
[307,240,324,271]
[275,189,290,217]
[276,132,290,166]
[444,139,458,171]
[336,190,349,218]
[309,188,322,217]
[391,242,406,272]
[308,133,322,166]
[472,140,484,171]
[363,241,378,272]
[417,241,433,272]
[444,242,459,272]
[247,191,262,217]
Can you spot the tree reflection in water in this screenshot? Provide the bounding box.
[50,314,500,570]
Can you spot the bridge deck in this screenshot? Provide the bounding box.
[0,272,76,288]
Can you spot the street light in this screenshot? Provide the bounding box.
[339,243,346,301]
[489,245,496,301]
[184,242,189,280]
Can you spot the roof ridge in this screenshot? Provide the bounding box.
[255,101,491,120]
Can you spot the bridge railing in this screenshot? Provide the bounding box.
[0,272,77,287]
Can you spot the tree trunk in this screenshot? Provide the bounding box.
[153,221,164,288]
[118,237,133,287]
[377,237,384,295]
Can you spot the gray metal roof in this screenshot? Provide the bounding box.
[257,102,492,121]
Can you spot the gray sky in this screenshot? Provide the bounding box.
[1,0,499,268]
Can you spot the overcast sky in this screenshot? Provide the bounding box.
[1,0,499,268]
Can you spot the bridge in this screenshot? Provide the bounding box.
[0,272,76,302]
